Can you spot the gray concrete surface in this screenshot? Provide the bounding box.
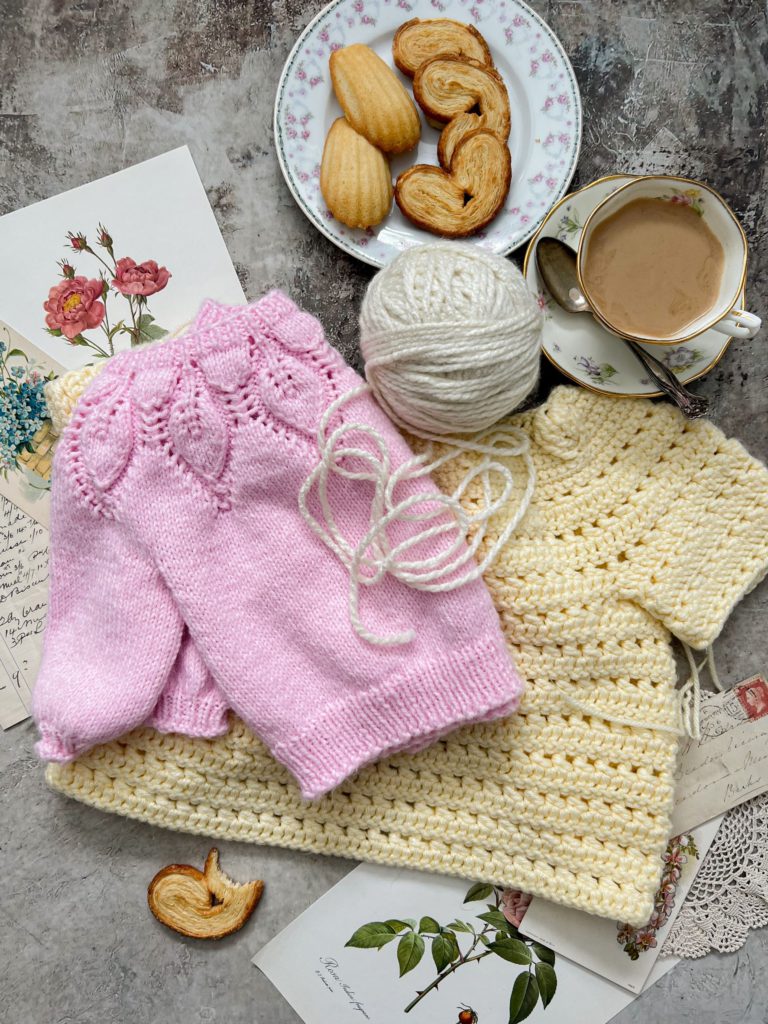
[1,1,767,1022]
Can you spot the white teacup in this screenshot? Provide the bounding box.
[577,174,761,344]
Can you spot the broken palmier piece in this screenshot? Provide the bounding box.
[320,117,393,229]
[392,18,493,78]
[147,848,264,940]
[414,57,510,168]
[395,129,511,237]
[329,44,421,154]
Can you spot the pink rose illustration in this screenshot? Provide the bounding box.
[500,889,532,928]
[112,257,171,297]
[44,276,105,340]
[44,225,173,355]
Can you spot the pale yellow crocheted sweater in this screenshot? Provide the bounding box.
[45,385,768,925]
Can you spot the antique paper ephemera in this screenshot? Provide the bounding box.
[671,675,768,834]
[0,323,63,727]
[0,147,245,728]
[253,864,678,1024]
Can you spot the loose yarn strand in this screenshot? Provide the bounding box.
[679,643,703,740]
[298,386,535,645]
[678,642,723,737]
[555,642,723,738]
[300,243,544,645]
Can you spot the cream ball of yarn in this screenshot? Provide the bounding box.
[359,242,543,436]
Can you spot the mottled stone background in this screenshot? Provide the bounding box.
[1,1,767,1022]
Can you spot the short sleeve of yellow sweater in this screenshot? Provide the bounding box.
[620,406,768,649]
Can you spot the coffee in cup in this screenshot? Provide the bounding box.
[577,175,761,344]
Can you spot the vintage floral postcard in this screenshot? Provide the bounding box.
[520,814,722,994]
[252,863,677,1024]
[0,321,62,727]
[0,321,63,529]
[0,146,245,729]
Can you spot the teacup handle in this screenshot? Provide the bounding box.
[712,308,762,339]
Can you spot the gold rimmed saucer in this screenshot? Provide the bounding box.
[523,175,741,398]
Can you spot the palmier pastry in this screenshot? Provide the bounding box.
[147,849,264,940]
[392,18,493,78]
[414,57,510,167]
[329,44,421,154]
[320,117,393,228]
[395,129,511,237]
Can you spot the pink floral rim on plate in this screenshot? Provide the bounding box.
[274,0,582,267]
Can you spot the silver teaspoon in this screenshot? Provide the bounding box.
[535,237,709,419]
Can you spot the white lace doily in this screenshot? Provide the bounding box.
[662,686,768,958]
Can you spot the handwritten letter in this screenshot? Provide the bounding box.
[0,495,48,727]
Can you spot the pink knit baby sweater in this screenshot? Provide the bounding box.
[33,293,524,798]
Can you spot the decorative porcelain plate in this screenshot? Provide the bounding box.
[523,175,741,397]
[274,0,582,267]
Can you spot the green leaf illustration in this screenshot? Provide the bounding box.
[45,327,63,337]
[137,312,169,343]
[509,972,539,1024]
[531,942,555,965]
[418,916,440,934]
[448,920,473,933]
[385,920,412,933]
[68,334,91,346]
[478,934,491,946]
[490,937,532,965]
[535,962,557,1008]
[431,931,460,972]
[6,349,28,360]
[397,932,425,976]
[477,909,509,930]
[464,882,494,903]
[601,364,617,378]
[345,922,398,949]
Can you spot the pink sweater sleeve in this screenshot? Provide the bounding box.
[33,403,185,760]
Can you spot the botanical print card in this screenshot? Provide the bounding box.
[519,814,723,994]
[253,863,678,1024]
[0,146,246,728]
[0,146,245,370]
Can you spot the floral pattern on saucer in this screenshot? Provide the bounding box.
[274,0,582,267]
[574,355,618,386]
[523,175,740,398]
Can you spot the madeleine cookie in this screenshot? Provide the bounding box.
[414,56,510,166]
[395,129,511,237]
[320,117,393,229]
[392,18,493,78]
[330,44,421,154]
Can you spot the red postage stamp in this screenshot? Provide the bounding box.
[735,675,768,721]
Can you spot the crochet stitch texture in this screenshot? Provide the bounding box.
[33,294,524,800]
[46,386,768,925]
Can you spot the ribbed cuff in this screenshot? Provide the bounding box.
[146,687,230,739]
[36,726,80,763]
[270,632,523,801]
